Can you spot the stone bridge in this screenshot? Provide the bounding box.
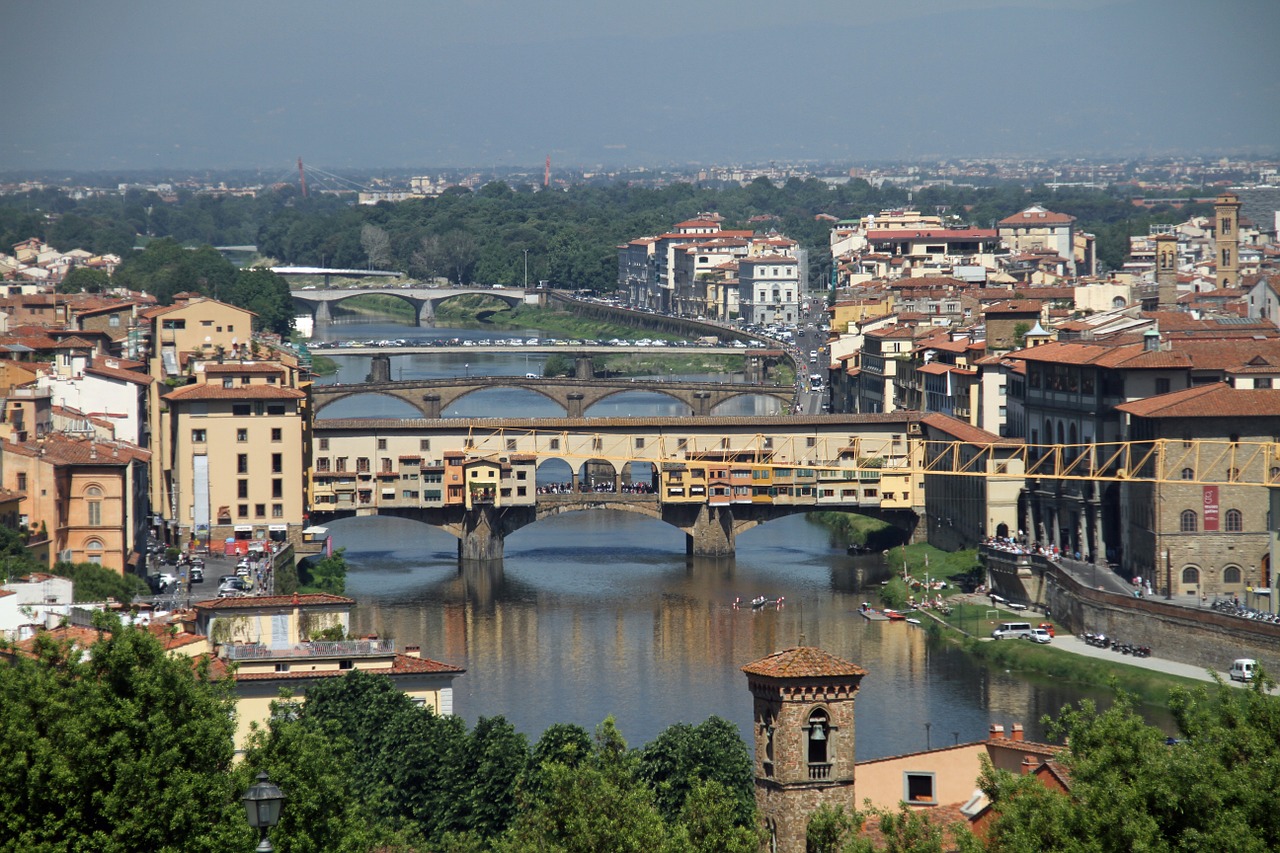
[292,286,531,327]
[312,376,795,418]
[312,494,921,562]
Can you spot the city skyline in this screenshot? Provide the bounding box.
[3,0,1279,172]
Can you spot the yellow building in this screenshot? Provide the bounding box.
[161,362,307,547]
[194,593,463,755]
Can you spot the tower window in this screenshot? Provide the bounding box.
[905,772,937,804]
[807,710,830,767]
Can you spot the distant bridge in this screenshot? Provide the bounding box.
[312,375,795,418]
[291,285,529,326]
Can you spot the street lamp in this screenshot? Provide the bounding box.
[523,248,530,289]
[243,772,286,852]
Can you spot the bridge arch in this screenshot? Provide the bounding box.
[313,389,426,419]
[428,291,523,313]
[583,387,694,415]
[707,389,787,415]
[445,384,570,416]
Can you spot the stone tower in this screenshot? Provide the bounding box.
[1155,233,1179,309]
[1215,192,1241,288]
[742,646,868,853]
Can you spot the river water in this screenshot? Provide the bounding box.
[310,316,1147,758]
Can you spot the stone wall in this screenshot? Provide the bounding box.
[983,547,1280,673]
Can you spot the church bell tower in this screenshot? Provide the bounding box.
[742,646,868,853]
[1215,192,1241,289]
[1155,233,1178,309]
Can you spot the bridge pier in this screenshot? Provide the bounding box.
[574,355,595,379]
[687,505,736,557]
[367,355,392,383]
[693,392,712,417]
[422,394,442,418]
[566,393,585,418]
[313,301,332,327]
[417,300,435,327]
[458,506,505,562]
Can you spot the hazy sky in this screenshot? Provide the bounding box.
[3,0,1278,171]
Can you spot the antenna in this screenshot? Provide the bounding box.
[298,157,309,198]
[544,155,551,188]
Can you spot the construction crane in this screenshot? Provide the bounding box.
[544,155,550,188]
[297,157,308,198]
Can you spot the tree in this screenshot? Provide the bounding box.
[226,267,295,336]
[58,266,110,293]
[50,560,148,603]
[542,353,573,377]
[0,613,252,852]
[638,716,755,827]
[981,680,1280,852]
[360,223,392,270]
[298,547,348,594]
[806,803,856,853]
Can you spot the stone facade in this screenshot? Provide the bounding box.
[743,647,867,853]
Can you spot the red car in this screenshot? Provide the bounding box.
[1039,622,1056,638]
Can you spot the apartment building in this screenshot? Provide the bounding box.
[1,433,150,572]
[738,254,801,325]
[997,205,1077,276]
[160,362,307,548]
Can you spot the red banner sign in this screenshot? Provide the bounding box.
[1203,485,1219,531]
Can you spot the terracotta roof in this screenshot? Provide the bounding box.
[984,300,1043,314]
[231,651,464,680]
[1115,383,1280,418]
[742,646,868,679]
[999,205,1075,226]
[922,413,1023,445]
[203,363,286,375]
[866,228,996,242]
[193,592,354,610]
[162,383,306,402]
[2,434,149,465]
[85,357,152,386]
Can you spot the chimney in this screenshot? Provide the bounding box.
[989,724,1005,740]
[1011,723,1024,742]
[404,645,421,659]
[1021,755,1039,775]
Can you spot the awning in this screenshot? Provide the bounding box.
[268,524,288,531]
[302,526,329,536]
[234,525,253,532]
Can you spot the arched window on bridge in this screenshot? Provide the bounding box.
[1181,566,1200,585]
[1179,510,1197,533]
[1180,467,1194,480]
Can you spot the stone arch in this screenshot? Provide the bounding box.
[578,458,619,492]
[1181,565,1200,586]
[325,290,422,317]
[1222,564,1243,586]
[1112,295,1127,308]
[583,387,693,416]
[707,390,789,415]
[532,500,665,525]
[83,483,104,497]
[534,457,575,490]
[806,706,831,765]
[313,390,427,420]
[445,384,570,415]
[428,291,522,313]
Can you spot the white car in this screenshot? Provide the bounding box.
[1026,628,1053,644]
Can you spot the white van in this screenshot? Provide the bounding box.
[1229,658,1258,682]
[992,621,1034,640]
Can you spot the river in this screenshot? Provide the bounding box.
[309,315,1154,758]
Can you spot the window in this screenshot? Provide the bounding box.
[161,319,186,330]
[192,429,207,443]
[316,457,330,472]
[420,439,430,451]
[87,500,102,526]
[108,314,120,328]
[506,439,517,451]
[238,480,249,499]
[807,710,829,767]
[1257,378,1274,389]
[232,404,251,416]
[237,428,248,442]
[381,458,392,473]
[228,325,234,333]
[272,453,282,473]
[1182,566,1200,585]
[905,772,936,804]
[592,438,603,451]
[272,504,283,518]
[1228,467,1240,482]
[267,403,285,416]
[272,479,283,498]
[635,437,644,449]
[222,377,234,389]
[378,438,388,451]
[1156,378,1170,395]
[271,427,282,442]
[549,439,560,450]
[320,438,330,451]
[357,457,370,473]
[336,457,348,472]
[238,504,248,518]
[238,454,249,474]
[16,473,26,491]
[255,504,266,518]
[1181,468,1194,480]
[1223,565,1242,584]
[1225,509,1243,532]
[1180,510,1197,532]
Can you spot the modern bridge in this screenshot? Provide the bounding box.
[291,285,530,326]
[312,375,796,418]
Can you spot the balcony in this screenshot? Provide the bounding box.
[222,639,395,660]
[808,762,832,781]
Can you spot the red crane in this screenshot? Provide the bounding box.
[544,155,550,188]
[297,157,309,198]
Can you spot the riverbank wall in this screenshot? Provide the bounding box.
[981,546,1280,676]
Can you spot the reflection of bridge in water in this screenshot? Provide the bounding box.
[313,376,796,418]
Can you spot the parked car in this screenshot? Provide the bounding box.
[1038,622,1055,637]
[158,572,177,589]
[992,621,1034,640]
[1230,658,1258,682]
[1026,627,1053,644]
[190,566,204,584]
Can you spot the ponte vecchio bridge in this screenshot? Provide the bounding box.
[308,413,1280,562]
